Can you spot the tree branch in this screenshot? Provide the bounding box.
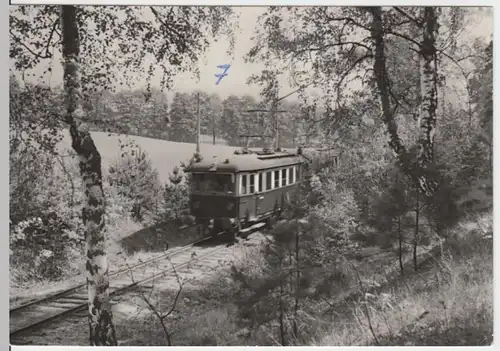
[9,18,59,62]
[126,256,183,346]
[385,30,422,50]
[43,19,59,59]
[10,30,51,60]
[292,40,372,57]
[393,7,423,27]
[336,54,374,93]
[439,50,471,78]
[349,261,380,345]
[387,82,415,113]
[324,14,371,32]
[160,259,183,320]
[149,6,184,44]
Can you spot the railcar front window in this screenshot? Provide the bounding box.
[192,174,204,191]
[192,173,235,193]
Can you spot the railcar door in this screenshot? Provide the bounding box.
[257,169,274,217]
[239,173,257,221]
[254,172,262,216]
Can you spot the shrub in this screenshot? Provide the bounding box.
[162,166,190,224]
[108,146,163,223]
[10,149,85,282]
[9,141,54,225]
[161,153,202,225]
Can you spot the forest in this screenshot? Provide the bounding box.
[9,5,492,347]
[9,84,309,148]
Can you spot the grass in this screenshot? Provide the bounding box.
[10,215,144,308]
[9,215,204,308]
[11,202,493,346]
[11,212,492,346]
[315,211,493,346]
[14,233,267,346]
[114,213,493,347]
[121,212,492,347]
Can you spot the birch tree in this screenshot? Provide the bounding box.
[10,4,235,345]
[246,6,467,196]
[61,6,117,344]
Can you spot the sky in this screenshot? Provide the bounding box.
[11,6,493,103]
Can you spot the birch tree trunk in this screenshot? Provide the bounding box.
[369,7,409,168]
[60,5,118,346]
[413,187,420,271]
[417,7,440,196]
[370,6,441,197]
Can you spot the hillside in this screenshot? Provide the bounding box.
[57,130,303,183]
[58,130,241,182]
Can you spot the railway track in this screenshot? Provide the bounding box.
[10,232,231,343]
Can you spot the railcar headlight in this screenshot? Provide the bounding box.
[227,202,235,210]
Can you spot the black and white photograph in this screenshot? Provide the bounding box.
[9,3,493,347]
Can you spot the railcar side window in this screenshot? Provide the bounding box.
[267,171,273,190]
[249,174,255,194]
[288,168,293,184]
[281,169,287,186]
[259,173,264,192]
[274,170,280,188]
[241,175,247,195]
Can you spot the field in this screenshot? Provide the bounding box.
[57,130,241,183]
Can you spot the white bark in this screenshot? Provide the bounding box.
[60,5,117,345]
[417,7,440,196]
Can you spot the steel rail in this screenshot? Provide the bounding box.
[10,244,224,339]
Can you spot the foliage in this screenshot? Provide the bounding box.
[162,166,190,223]
[100,88,170,139]
[10,5,237,94]
[107,144,163,223]
[199,92,223,138]
[9,74,85,281]
[161,152,201,224]
[9,141,54,225]
[10,147,85,282]
[230,167,363,344]
[10,3,237,296]
[169,92,197,143]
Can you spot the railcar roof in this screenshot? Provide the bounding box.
[186,150,304,173]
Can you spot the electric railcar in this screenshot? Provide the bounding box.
[185,148,305,238]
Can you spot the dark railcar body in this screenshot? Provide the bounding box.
[190,193,238,219]
[186,150,304,230]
